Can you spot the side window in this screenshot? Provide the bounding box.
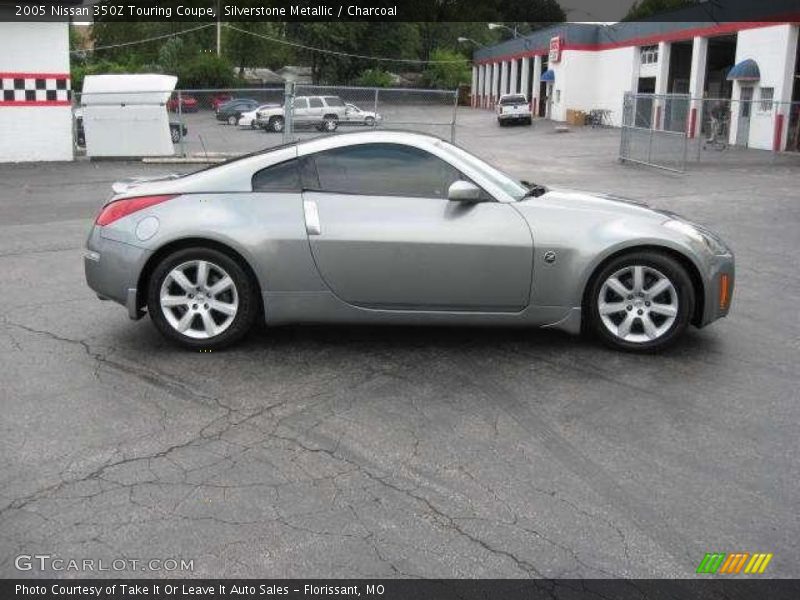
[308,97,324,108]
[324,97,345,108]
[252,159,301,192]
[309,143,462,198]
[294,98,308,109]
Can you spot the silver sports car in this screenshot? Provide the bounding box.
[84,131,734,352]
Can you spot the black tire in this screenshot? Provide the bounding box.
[170,127,181,143]
[322,115,338,132]
[227,114,238,126]
[147,247,259,350]
[586,251,695,353]
[269,116,285,133]
[365,116,375,127]
[525,117,533,125]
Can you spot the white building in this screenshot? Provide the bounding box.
[0,22,72,162]
[472,20,800,151]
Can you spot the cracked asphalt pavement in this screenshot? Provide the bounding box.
[1,116,798,578]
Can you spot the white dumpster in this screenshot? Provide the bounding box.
[80,74,177,157]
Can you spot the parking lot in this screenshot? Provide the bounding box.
[1,113,799,578]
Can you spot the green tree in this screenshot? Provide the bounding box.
[421,49,471,89]
[624,0,696,21]
[355,68,394,88]
[178,54,235,89]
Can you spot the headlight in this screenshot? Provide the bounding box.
[663,219,728,255]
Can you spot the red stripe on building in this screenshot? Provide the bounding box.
[474,20,799,65]
[0,72,70,80]
[773,113,785,151]
[0,101,72,107]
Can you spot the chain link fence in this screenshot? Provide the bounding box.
[620,92,800,172]
[619,92,690,172]
[72,84,458,161]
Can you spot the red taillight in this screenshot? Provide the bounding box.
[95,195,177,226]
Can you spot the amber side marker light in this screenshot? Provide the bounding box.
[719,273,731,309]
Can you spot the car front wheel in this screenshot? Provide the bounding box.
[365,116,375,127]
[227,115,237,125]
[269,116,285,132]
[147,248,258,350]
[587,251,694,352]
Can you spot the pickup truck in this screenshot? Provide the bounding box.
[496,93,532,126]
[256,95,348,133]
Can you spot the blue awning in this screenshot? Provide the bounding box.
[727,59,760,81]
[541,69,555,82]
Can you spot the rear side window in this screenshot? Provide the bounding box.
[294,98,308,109]
[252,159,301,192]
[323,97,345,107]
[308,98,323,108]
[252,157,318,192]
[308,143,461,198]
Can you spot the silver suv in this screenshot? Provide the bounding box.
[256,96,347,133]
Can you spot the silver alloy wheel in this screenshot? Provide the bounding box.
[597,265,678,344]
[272,117,284,132]
[227,115,237,125]
[159,260,239,340]
[324,118,337,131]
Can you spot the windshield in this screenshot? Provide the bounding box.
[437,141,529,200]
[500,95,527,105]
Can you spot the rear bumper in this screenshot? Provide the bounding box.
[84,227,150,320]
[498,113,532,121]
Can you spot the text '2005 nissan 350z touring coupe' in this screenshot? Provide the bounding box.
[84,131,734,352]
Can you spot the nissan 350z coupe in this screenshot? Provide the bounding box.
[84,131,734,352]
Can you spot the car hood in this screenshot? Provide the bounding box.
[524,187,677,222]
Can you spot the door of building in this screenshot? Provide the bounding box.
[736,86,754,146]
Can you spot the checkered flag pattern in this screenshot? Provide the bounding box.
[0,74,71,105]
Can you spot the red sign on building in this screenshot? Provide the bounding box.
[549,36,562,63]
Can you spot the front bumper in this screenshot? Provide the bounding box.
[698,252,735,327]
[84,227,150,320]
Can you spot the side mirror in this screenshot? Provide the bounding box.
[447,180,483,203]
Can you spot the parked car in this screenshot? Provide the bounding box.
[84,131,734,352]
[238,104,278,129]
[74,108,187,145]
[215,99,260,125]
[166,94,199,113]
[255,95,347,133]
[341,103,381,126]
[496,93,532,126]
[209,93,233,111]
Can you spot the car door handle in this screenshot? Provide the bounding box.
[303,199,321,235]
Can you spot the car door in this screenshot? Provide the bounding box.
[307,97,324,124]
[293,97,310,126]
[300,143,533,311]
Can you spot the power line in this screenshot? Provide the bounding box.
[223,24,470,64]
[71,23,215,54]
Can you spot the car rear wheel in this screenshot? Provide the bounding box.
[170,127,181,143]
[587,251,694,352]
[227,115,237,126]
[147,248,258,350]
[365,116,375,127]
[269,116,285,132]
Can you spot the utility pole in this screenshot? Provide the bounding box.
[216,0,221,56]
